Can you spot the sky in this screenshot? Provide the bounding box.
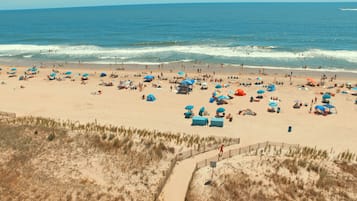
[0,0,356,10]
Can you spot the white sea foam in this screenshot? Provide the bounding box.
[0,44,357,64]
[340,8,357,11]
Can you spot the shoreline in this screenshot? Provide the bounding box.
[1,58,357,79]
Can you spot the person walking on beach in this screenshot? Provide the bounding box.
[218,144,224,158]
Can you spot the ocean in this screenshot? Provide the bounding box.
[0,3,357,71]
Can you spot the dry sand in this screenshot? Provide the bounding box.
[0,63,356,154]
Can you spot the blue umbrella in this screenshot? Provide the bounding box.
[323,104,335,109]
[315,105,326,112]
[178,71,185,76]
[100,72,107,77]
[267,84,276,92]
[199,107,205,113]
[50,72,56,77]
[322,93,331,99]
[65,71,72,75]
[146,94,156,102]
[181,80,191,85]
[215,84,222,89]
[209,97,216,103]
[82,73,89,77]
[217,95,230,100]
[144,75,154,80]
[269,101,278,108]
[185,105,194,110]
[11,68,17,71]
[351,87,357,91]
[257,89,265,94]
[216,107,225,113]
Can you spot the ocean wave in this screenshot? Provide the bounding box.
[340,8,357,11]
[0,44,357,64]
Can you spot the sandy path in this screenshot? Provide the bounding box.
[160,144,241,201]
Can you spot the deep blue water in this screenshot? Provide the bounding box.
[0,3,357,70]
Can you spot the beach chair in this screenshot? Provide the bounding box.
[192,116,208,126]
[184,111,193,119]
[210,118,224,127]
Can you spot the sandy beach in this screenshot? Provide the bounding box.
[1,62,356,153]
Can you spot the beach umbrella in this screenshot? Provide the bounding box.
[199,107,205,113]
[351,87,357,91]
[215,84,222,89]
[257,89,265,94]
[185,105,194,110]
[256,77,262,81]
[180,80,192,85]
[269,101,278,108]
[323,104,335,109]
[11,68,17,71]
[50,72,56,77]
[267,84,276,92]
[100,72,107,77]
[65,71,72,75]
[235,89,246,96]
[315,105,325,112]
[82,73,89,77]
[217,95,230,100]
[322,93,331,99]
[146,94,156,102]
[216,107,225,113]
[307,78,316,83]
[209,97,215,103]
[178,71,185,76]
[144,75,154,80]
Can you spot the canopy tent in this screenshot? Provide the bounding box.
[181,79,195,85]
[146,94,156,102]
[234,89,246,96]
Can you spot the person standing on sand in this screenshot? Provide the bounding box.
[218,144,224,158]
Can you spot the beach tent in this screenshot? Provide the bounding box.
[257,89,265,94]
[185,105,194,110]
[216,107,225,113]
[100,72,107,77]
[267,84,276,92]
[146,94,156,102]
[65,71,72,75]
[234,89,246,96]
[215,84,222,89]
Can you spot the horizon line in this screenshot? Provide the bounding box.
[0,1,356,12]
